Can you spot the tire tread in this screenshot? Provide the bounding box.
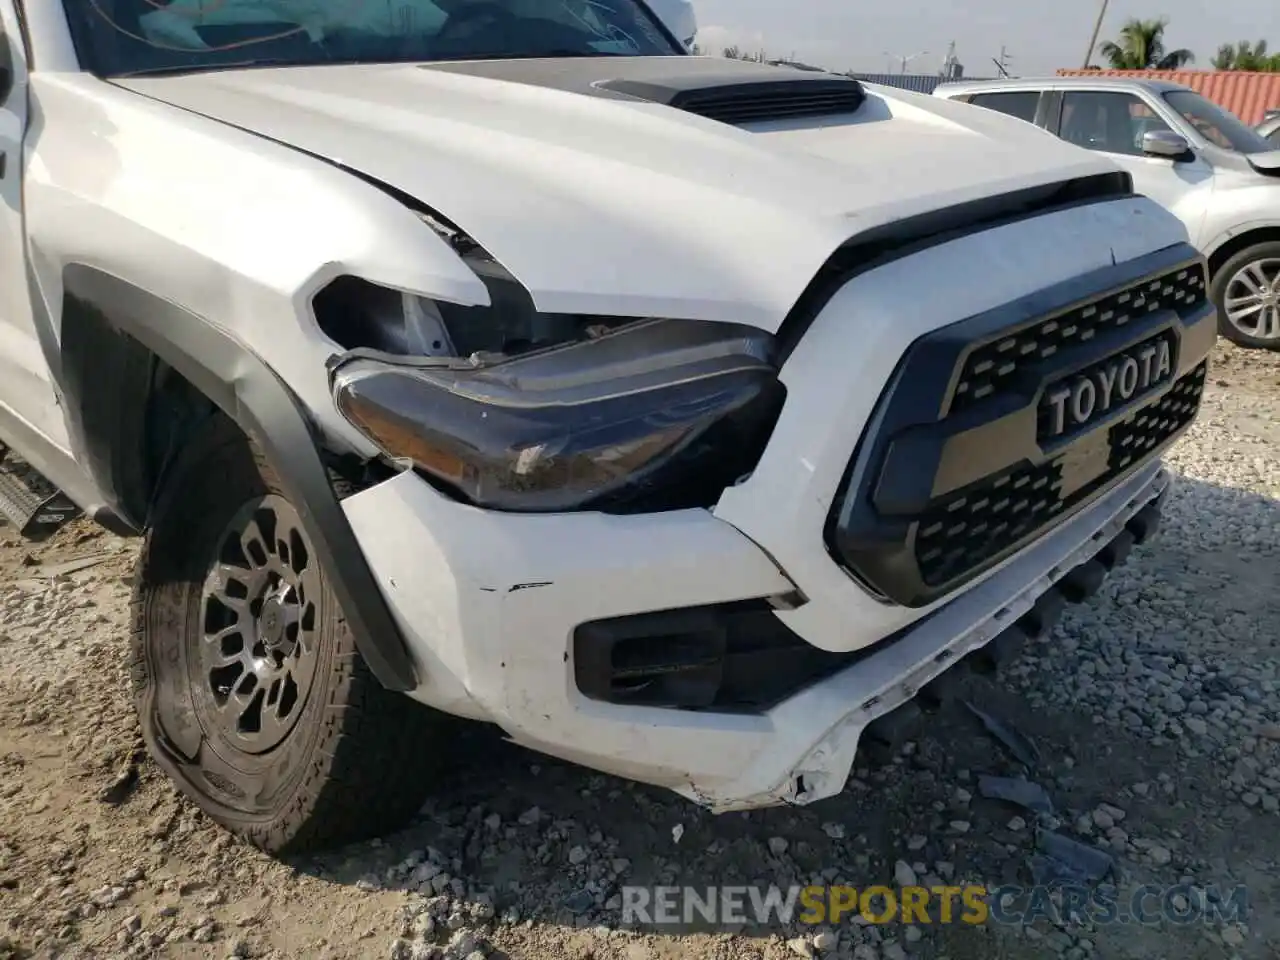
[129,414,441,855]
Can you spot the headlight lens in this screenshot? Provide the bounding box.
[332,317,785,512]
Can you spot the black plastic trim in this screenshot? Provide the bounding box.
[59,298,159,531]
[573,598,931,713]
[774,172,1136,362]
[60,265,418,693]
[0,20,13,107]
[417,55,844,100]
[572,480,1167,716]
[825,243,1213,608]
[416,58,869,125]
[602,75,866,125]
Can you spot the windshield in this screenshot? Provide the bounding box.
[65,0,683,77]
[1163,89,1274,154]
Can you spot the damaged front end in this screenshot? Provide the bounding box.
[318,268,787,514]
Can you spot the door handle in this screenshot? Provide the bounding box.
[0,151,5,179]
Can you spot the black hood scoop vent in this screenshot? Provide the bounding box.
[598,74,867,126]
[419,57,868,127]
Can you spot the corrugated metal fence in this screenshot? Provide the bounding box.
[847,73,1000,95]
[847,73,945,95]
[1055,69,1280,125]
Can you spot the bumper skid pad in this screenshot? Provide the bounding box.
[859,489,1167,763]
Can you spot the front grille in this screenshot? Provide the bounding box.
[825,242,1215,608]
[951,265,1206,413]
[916,361,1207,586]
[1109,361,1206,471]
[915,460,1065,587]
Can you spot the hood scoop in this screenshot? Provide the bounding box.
[598,73,867,126]
[416,56,867,127]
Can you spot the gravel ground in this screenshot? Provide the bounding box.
[1,340,1278,960]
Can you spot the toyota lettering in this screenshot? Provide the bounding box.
[1042,336,1175,439]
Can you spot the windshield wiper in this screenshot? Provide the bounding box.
[115,58,315,78]
[114,56,393,78]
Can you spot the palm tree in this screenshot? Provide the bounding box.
[1211,40,1280,71]
[1098,17,1195,70]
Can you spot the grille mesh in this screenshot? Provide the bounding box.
[1109,362,1207,472]
[951,264,1207,413]
[915,461,1066,587]
[916,360,1207,585]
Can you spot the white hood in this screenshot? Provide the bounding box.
[117,57,1120,329]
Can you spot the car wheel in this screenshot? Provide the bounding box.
[129,413,439,854]
[1211,242,1280,351]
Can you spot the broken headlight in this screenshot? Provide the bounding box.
[332,318,785,512]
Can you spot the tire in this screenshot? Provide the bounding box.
[129,413,439,854]
[1211,241,1280,351]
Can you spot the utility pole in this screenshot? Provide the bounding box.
[1083,0,1109,68]
[991,45,1011,78]
[882,49,929,74]
[940,40,957,79]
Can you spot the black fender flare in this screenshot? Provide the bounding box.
[61,264,419,692]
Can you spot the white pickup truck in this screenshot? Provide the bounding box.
[0,0,1212,854]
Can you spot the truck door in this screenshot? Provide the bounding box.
[0,1,70,449]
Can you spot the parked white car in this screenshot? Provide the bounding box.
[0,2,1210,853]
[936,77,1280,351]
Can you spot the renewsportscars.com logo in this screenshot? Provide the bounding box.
[620,883,1249,928]
[624,885,987,926]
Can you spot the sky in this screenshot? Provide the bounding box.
[692,0,1278,78]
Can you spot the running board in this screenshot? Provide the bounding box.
[0,455,81,540]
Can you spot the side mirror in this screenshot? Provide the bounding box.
[1142,130,1191,160]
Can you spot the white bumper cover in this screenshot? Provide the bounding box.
[339,196,1195,810]
[344,461,1168,810]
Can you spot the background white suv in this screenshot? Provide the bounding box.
[936,77,1280,351]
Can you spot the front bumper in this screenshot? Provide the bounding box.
[343,459,1170,810]
[338,195,1210,810]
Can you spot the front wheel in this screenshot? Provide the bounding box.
[130,414,441,854]
[1211,242,1280,351]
